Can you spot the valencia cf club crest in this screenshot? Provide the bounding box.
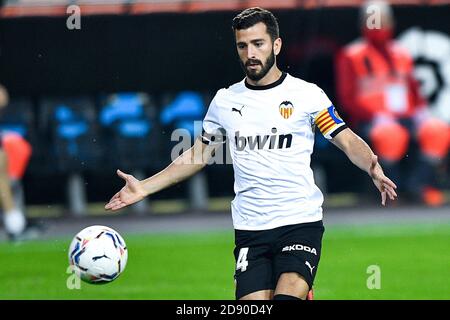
[279,101,294,119]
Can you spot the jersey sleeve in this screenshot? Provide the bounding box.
[309,86,348,140]
[201,95,226,145]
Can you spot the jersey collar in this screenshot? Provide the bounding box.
[244,72,287,90]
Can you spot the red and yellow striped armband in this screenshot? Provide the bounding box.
[314,105,347,139]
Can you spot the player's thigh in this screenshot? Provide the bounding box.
[233,242,274,300]
[273,221,325,293]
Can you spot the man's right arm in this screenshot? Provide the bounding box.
[104,137,218,211]
[140,137,216,195]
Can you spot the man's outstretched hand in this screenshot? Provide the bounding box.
[369,155,398,206]
[105,170,147,211]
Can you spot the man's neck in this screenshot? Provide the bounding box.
[246,66,283,87]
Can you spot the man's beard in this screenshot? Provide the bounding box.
[240,50,276,82]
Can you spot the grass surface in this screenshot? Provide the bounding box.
[1,222,449,299]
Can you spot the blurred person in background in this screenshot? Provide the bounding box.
[0,83,35,241]
[335,0,450,206]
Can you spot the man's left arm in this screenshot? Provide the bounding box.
[330,128,398,206]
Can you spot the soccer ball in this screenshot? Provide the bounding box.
[68,225,128,284]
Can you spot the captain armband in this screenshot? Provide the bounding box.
[313,105,348,140]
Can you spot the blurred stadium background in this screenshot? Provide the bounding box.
[0,0,449,299]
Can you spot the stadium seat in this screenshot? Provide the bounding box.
[0,97,34,138]
[159,91,210,210]
[99,92,159,172]
[160,91,206,146]
[98,92,161,214]
[38,96,101,215]
[40,96,101,173]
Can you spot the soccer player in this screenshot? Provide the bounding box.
[105,7,397,300]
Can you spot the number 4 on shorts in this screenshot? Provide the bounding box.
[236,247,249,272]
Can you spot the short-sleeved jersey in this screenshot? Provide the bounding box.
[202,73,347,231]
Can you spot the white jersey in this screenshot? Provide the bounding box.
[201,73,347,231]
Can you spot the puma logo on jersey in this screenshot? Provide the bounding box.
[235,127,292,151]
[232,105,245,116]
[282,244,317,255]
[305,261,316,275]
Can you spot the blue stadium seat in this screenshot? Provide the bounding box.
[40,96,101,173]
[0,97,34,138]
[159,91,210,209]
[160,91,206,138]
[159,91,207,162]
[99,92,159,171]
